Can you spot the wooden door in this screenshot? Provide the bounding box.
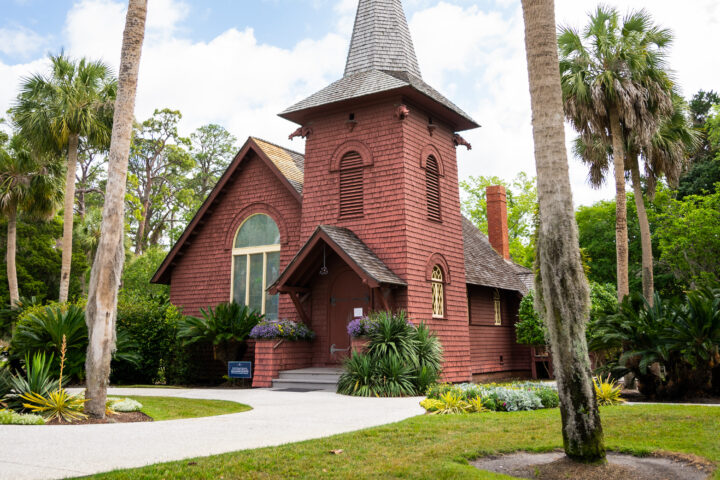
[328,269,370,363]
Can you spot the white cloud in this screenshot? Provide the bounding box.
[0,26,48,58]
[1,0,717,208]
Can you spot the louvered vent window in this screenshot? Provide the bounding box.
[339,151,364,217]
[426,155,441,222]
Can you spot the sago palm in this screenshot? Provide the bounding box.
[11,53,116,302]
[0,134,64,306]
[559,6,674,301]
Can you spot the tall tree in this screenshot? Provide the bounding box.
[76,144,107,220]
[559,6,673,302]
[0,133,64,306]
[460,172,537,267]
[12,53,116,302]
[521,0,605,462]
[85,0,147,418]
[127,109,193,254]
[188,124,236,201]
[679,91,720,198]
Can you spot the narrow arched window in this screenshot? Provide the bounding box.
[493,289,502,325]
[431,265,444,318]
[426,155,441,222]
[339,151,364,217]
[231,214,281,320]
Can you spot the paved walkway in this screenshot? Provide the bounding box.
[0,387,424,480]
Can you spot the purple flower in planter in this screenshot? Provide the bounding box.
[250,319,315,341]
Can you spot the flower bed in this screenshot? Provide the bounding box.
[422,382,559,413]
[250,319,315,341]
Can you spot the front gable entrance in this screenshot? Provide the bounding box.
[328,268,370,363]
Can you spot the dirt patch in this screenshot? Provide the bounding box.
[47,411,153,425]
[472,451,713,480]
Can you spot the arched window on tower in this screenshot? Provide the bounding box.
[431,265,444,318]
[426,155,441,222]
[339,151,364,217]
[231,214,281,320]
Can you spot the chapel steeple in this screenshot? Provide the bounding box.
[279,0,478,131]
[343,0,421,78]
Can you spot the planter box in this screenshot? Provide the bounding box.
[350,336,370,354]
[252,339,313,388]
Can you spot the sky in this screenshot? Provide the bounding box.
[1,0,718,206]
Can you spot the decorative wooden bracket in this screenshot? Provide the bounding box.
[374,287,391,311]
[427,124,437,136]
[453,133,472,150]
[395,104,410,120]
[345,119,358,132]
[289,125,313,141]
[288,290,311,325]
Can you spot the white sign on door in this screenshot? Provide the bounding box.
[353,308,363,318]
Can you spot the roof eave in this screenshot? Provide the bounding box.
[279,85,479,131]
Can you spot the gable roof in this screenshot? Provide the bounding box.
[269,225,407,294]
[279,0,478,131]
[462,217,529,294]
[150,137,304,284]
[344,0,421,77]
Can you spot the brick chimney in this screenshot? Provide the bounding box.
[486,185,510,260]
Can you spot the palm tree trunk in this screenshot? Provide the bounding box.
[85,0,147,418]
[6,205,19,307]
[629,155,654,305]
[521,0,605,462]
[59,133,79,303]
[608,107,629,302]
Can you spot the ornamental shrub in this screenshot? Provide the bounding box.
[338,311,443,397]
[423,381,557,413]
[249,319,315,341]
[0,409,45,425]
[109,398,143,412]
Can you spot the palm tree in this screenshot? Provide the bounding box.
[85,0,147,418]
[573,94,699,305]
[559,6,674,302]
[0,134,64,306]
[521,0,605,462]
[12,53,116,303]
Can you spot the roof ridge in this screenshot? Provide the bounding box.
[250,136,305,158]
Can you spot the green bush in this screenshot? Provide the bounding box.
[591,285,720,398]
[10,302,140,382]
[423,382,558,412]
[0,409,45,425]
[337,311,443,397]
[179,302,262,364]
[112,293,180,385]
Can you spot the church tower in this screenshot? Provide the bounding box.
[279,0,478,381]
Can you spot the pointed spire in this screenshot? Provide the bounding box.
[344,0,421,78]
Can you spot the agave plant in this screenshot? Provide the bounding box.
[177,302,263,364]
[21,389,87,423]
[593,375,625,406]
[5,352,61,410]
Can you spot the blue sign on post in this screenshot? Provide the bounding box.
[228,361,252,379]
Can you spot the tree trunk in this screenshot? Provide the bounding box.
[59,133,79,303]
[630,155,654,305]
[85,0,147,418]
[6,205,19,307]
[134,188,151,255]
[521,0,605,462]
[608,107,629,302]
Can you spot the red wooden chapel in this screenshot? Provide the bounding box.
[152,0,534,386]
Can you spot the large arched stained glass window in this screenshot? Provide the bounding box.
[231,214,281,320]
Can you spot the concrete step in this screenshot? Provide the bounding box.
[277,368,343,381]
[271,378,338,391]
[272,367,343,391]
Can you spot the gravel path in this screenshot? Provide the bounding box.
[0,387,424,480]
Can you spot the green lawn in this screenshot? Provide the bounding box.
[124,396,251,421]
[86,404,719,479]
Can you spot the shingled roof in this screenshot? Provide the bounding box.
[279,0,479,131]
[270,225,407,294]
[251,137,305,195]
[462,217,529,294]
